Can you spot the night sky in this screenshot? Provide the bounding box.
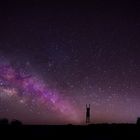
[0,1,140,124]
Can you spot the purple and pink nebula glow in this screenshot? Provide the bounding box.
[0,61,81,124]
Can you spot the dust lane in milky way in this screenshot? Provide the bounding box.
[0,61,81,124]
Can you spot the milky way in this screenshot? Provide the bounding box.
[0,60,81,124]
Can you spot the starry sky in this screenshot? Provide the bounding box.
[0,1,140,124]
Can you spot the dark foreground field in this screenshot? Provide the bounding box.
[0,124,140,139]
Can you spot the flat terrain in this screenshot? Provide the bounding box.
[0,124,140,139]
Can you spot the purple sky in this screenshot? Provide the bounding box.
[0,1,140,124]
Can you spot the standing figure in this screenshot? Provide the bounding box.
[86,104,90,124]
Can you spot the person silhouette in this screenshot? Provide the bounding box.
[86,104,90,124]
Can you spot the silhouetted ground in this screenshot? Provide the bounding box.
[0,124,140,139]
